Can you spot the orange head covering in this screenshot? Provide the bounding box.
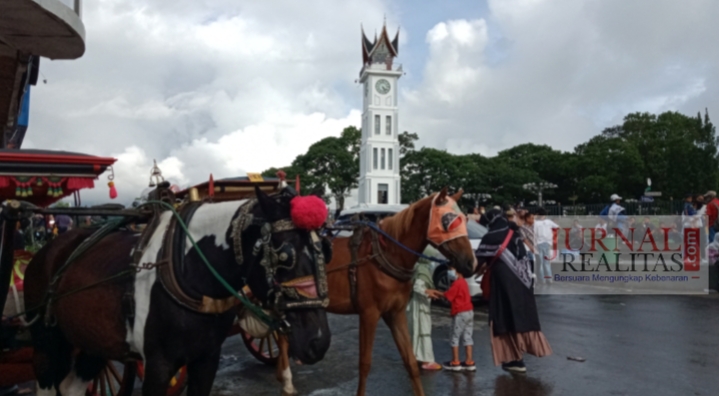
[427,190,468,247]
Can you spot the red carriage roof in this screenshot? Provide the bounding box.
[0,149,116,207]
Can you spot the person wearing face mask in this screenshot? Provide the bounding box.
[476,209,552,373]
[439,263,475,372]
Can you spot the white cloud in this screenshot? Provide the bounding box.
[401,0,719,156]
[24,0,719,206]
[28,0,386,204]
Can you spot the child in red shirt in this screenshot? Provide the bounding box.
[441,265,475,371]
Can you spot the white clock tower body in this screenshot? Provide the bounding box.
[358,23,402,205]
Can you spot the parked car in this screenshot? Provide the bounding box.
[333,204,487,301]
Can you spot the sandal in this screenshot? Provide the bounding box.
[421,362,442,371]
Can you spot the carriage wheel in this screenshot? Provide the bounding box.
[85,361,135,396]
[136,362,188,396]
[240,329,280,366]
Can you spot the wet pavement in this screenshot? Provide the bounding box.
[206,293,719,396]
[17,293,719,395]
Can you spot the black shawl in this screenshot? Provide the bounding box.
[476,209,541,335]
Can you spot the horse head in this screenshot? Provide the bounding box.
[242,185,331,365]
[426,188,476,278]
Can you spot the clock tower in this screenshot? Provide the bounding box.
[358,22,402,205]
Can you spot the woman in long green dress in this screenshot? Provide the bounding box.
[408,246,443,371]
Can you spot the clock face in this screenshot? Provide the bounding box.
[375,79,391,95]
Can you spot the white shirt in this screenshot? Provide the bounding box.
[534,218,559,245]
[608,203,624,222]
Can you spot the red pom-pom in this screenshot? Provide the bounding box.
[290,195,328,230]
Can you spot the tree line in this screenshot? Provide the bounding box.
[262,110,719,212]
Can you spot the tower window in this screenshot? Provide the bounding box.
[373,148,378,170]
[381,148,386,170]
[374,115,380,135]
[388,149,393,170]
[386,116,391,135]
[378,184,388,204]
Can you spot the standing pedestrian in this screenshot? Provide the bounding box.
[440,264,475,372]
[476,209,552,373]
[519,211,535,255]
[683,194,698,228]
[705,191,719,243]
[408,246,443,371]
[534,208,558,283]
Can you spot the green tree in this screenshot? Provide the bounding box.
[601,110,719,199]
[291,136,358,211]
[400,148,467,202]
[398,131,419,157]
[496,143,578,203]
[574,135,645,202]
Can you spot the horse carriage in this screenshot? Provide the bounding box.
[2,150,479,396]
[1,159,310,395]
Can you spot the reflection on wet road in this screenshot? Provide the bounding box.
[204,294,719,396]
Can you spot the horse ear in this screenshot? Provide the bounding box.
[255,185,281,220]
[451,189,464,202]
[436,187,448,204]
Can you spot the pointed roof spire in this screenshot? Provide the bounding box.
[361,21,400,65]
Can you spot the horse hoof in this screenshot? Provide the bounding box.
[281,390,298,396]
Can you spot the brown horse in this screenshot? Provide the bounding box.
[275,189,476,396]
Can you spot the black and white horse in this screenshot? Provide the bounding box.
[24,187,331,395]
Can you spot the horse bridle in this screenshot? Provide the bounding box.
[231,198,329,324]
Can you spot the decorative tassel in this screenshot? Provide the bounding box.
[27,187,33,196]
[36,179,42,186]
[15,187,21,196]
[108,181,118,199]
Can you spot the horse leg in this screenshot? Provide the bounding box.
[141,354,176,396]
[31,324,72,395]
[276,334,297,396]
[186,349,222,396]
[356,310,381,396]
[57,352,105,396]
[383,310,425,396]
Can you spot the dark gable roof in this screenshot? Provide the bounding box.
[361,23,399,64]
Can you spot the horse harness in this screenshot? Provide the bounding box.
[40,197,329,331]
[130,198,329,320]
[346,225,414,311]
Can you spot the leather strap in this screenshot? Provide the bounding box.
[155,206,238,314]
[348,226,364,311]
[370,231,414,282]
[491,230,514,267]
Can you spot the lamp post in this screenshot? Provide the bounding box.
[523,182,558,208]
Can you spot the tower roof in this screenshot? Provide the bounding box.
[361,22,399,65]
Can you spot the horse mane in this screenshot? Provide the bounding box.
[381,194,435,239]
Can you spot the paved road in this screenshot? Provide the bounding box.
[16,294,719,395]
[205,293,719,396]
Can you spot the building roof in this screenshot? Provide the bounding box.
[361,22,399,65]
[0,148,116,176]
[0,148,116,206]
